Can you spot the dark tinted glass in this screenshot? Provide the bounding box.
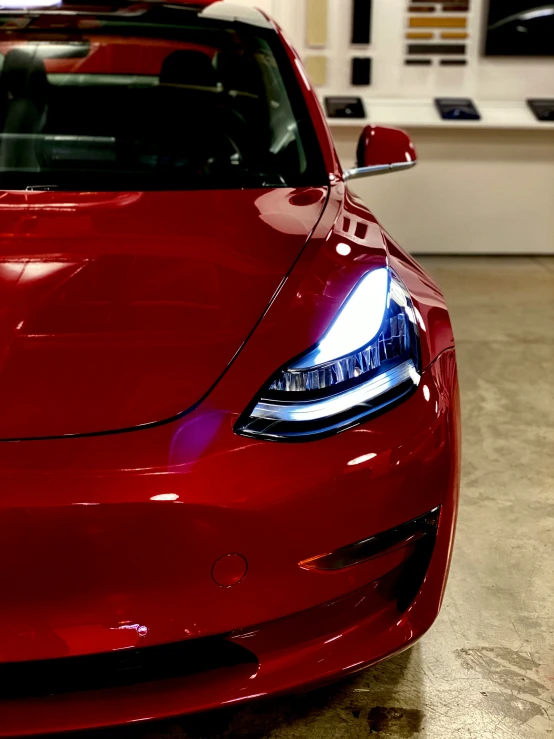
[0,3,327,190]
[485,1,554,56]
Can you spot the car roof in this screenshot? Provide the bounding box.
[195,1,273,29]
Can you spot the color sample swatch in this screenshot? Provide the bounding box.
[351,0,372,44]
[406,32,434,39]
[409,16,467,27]
[351,57,372,86]
[306,0,328,48]
[408,43,466,54]
[304,55,328,87]
[405,0,471,66]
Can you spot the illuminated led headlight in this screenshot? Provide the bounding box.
[236,268,421,441]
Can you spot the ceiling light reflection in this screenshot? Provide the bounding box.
[223,693,268,705]
[336,243,352,256]
[415,307,426,332]
[347,452,377,467]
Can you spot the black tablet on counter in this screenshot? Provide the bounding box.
[527,100,554,122]
[325,97,366,119]
[435,98,481,121]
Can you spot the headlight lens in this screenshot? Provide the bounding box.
[236,267,421,441]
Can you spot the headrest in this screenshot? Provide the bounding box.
[159,50,218,89]
[2,48,48,105]
[213,52,260,95]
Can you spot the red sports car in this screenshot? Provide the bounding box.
[0,1,460,735]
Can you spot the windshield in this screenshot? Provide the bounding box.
[0,2,327,191]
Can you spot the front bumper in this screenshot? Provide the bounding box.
[0,349,460,736]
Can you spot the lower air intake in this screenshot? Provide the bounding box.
[0,636,258,699]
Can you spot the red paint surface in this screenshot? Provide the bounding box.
[0,39,215,75]
[0,6,460,735]
[0,187,327,439]
[0,347,460,735]
[357,125,418,168]
[212,554,248,588]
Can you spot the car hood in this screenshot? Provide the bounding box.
[0,187,328,439]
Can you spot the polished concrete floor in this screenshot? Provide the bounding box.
[70,257,554,739]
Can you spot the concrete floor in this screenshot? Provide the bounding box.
[69,257,554,739]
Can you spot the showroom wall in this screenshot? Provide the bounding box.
[232,0,554,254]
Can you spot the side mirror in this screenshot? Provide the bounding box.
[344,125,417,181]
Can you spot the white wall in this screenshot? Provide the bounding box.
[229,0,273,12]
[237,0,554,253]
[334,128,554,254]
[269,0,554,100]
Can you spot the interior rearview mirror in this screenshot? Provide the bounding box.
[344,125,417,181]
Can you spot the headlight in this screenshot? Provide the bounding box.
[235,267,421,441]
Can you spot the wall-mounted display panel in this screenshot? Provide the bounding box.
[485,1,554,56]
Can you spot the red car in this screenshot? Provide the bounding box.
[0,1,460,735]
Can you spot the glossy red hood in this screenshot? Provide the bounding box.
[0,187,328,439]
